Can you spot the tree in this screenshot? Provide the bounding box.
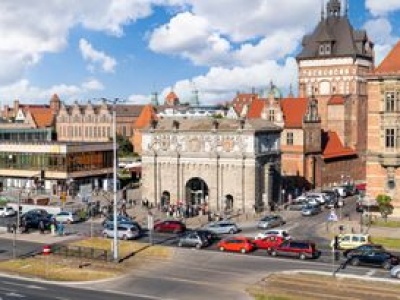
[376,194,394,221]
[116,134,133,157]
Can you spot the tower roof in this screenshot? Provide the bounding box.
[297,2,373,61]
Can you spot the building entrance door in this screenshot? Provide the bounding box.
[185,178,208,206]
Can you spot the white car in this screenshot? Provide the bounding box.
[54,211,80,223]
[390,265,400,279]
[0,206,16,217]
[256,229,291,240]
[306,193,326,204]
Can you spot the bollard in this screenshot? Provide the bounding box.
[43,245,51,256]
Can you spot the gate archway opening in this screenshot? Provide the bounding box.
[225,194,234,211]
[161,190,170,207]
[185,177,208,206]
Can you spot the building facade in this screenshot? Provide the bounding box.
[141,118,281,213]
[367,41,400,216]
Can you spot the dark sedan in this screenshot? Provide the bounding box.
[343,244,385,258]
[347,250,399,269]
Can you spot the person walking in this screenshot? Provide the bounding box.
[39,220,45,234]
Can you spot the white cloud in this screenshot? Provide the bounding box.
[129,57,298,105]
[364,18,399,64]
[128,94,150,104]
[365,0,400,16]
[79,39,117,73]
[0,78,104,104]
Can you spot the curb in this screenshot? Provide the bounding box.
[280,269,400,284]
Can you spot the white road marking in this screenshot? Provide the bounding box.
[5,292,25,298]
[1,281,46,290]
[366,269,377,277]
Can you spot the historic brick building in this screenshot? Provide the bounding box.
[140,118,281,212]
[231,0,372,190]
[367,41,400,215]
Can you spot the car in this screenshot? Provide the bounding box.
[217,236,255,253]
[257,215,285,229]
[103,223,141,240]
[54,211,80,223]
[177,231,209,249]
[332,186,347,198]
[301,204,321,216]
[332,233,370,250]
[102,214,134,227]
[269,240,320,260]
[195,229,220,243]
[347,250,399,270]
[0,206,16,217]
[20,209,53,230]
[287,198,307,211]
[202,221,240,234]
[304,197,320,206]
[154,220,186,233]
[390,265,400,278]
[306,193,326,204]
[255,229,291,240]
[343,244,385,258]
[253,235,285,251]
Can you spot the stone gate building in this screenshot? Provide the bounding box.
[141,118,281,213]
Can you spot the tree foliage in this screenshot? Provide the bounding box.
[116,134,133,157]
[376,194,394,221]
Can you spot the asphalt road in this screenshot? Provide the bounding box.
[0,275,159,300]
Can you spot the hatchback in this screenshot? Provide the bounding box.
[390,265,400,279]
[269,240,319,260]
[103,223,141,240]
[217,236,255,253]
[343,244,385,258]
[202,221,240,234]
[154,220,186,233]
[54,211,80,223]
[257,215,285,229]
[301,204,321,216]
[0,206,16,217]
[177,231,209,249]
[253,235,285,251]
[256,229,291,240]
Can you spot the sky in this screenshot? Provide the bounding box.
[0,0,399,106]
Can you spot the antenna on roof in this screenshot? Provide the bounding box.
[321,0,325,20]
[345,0,349,16]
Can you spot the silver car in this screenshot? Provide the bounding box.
[257,215,285,229]
[103,223,141,240]
[202,221,240,234]
[390,265,400,279]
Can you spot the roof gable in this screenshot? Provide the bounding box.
[247,99,265,119]
[134,105,156,129]
[27,107,55,128]
[280,98,308,128]
[374,41,400,75]
[322,131,356,159]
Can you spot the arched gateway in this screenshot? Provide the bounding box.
[185,177,208,206]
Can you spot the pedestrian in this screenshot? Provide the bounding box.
[39,220,45,234]
[50,219,56,236]
[57,222,64,236]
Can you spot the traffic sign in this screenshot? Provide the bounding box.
[328,211,338,222]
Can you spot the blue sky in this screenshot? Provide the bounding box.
[0,0,399,106]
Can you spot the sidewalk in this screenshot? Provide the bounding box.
[0,231,80,244]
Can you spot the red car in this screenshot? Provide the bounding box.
[269,240,319,260]
[253,235,285,251]
[154,220,186,233]
[217,236,255,254]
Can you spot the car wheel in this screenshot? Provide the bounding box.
[382,260,392,270]
[103,232,108,238]
[271,250,277,257]
[195,243,202,249]
[350,258,360,266]
[229,229,234,234]
[240,248,247,254]
[299,253,306,260]
[396,271,400,279]
[122,234,128,240]
[178,241,183,247]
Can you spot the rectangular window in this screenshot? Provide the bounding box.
[386,128,396,148]
[286,132,294,145]
[268,110,275,122]
[385,91,396,112]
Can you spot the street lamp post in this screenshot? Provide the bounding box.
[112,99,119,261]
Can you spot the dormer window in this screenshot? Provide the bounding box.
[319,43,332,55]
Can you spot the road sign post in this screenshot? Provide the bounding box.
[147,213,154,245]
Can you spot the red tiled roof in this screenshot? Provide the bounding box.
[280,98,308,128]
[374,40,400,75]
[231,93,257,116]
[134,105,157,129]
[322,131,357,159]
[328,95,345,105]
[28,107,55,128]
[247,99,265,119]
